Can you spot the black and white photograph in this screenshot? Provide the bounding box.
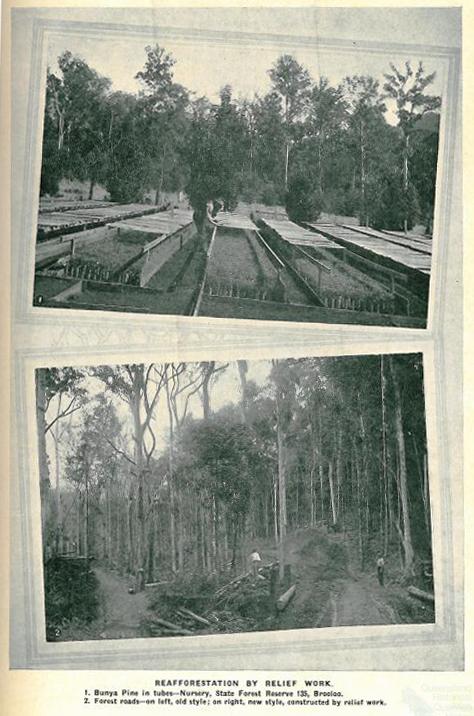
[37,353,434,643]
[32,8,447,328]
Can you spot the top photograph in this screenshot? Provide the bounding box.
[32,10,453,328]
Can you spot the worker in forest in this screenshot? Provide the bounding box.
[376,555,385,587]
[211,198,224,218]
[249,547,262,577]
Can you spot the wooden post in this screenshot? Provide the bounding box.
[270,566,278,601]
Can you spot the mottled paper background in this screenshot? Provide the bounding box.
[1,0,469,713]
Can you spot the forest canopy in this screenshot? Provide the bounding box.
[41,45,441,231]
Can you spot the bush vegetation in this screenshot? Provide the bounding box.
[44,557,99,639]
[41,49,440,232]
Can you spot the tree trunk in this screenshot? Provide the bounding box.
[273,477,279,544]
[403,133,410,234]
[84,462,89,561]
[76,489,81,556]
[317,138,323,194]
[389,357,415,578]
[328,460,337,527]
[263,493,269,538]
[201,363,213,420]
[36,371,51,554]
[237,360,249,421]
[336,430,343,521]
[177,495,184,572]
[381,356,389,555]
[319,464,324,522]
[164,374,177,574]
[360,119,366,225]
[57,110,65,151]
[284,96,290,191]
[53,425,62,554]
[131,375,146,586]
[355,447,363,569]
[127,485,134,574]
[212,495,218,571]
[155,146,166,206]
[276,391,287,581]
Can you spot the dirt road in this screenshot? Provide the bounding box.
[91,566,149,639]
[259,528,400,631]
[328,577,398,627]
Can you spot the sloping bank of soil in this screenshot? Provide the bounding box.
[271,528,349,632]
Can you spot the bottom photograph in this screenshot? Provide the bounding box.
[35,353,434,642]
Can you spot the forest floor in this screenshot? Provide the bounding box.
[57,527,433,641]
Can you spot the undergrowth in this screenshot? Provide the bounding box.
[44,557,99,640]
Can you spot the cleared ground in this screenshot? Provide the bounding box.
[56,526,433,641]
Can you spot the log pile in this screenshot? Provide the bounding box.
[144,607,214,638]
[214,571,252,602]
[213,563,278,611]
[144,561,282,637]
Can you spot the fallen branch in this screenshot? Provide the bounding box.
[178,607,212,626]
[215,571,251,598]
[149,618,194,636]
[407,586,435,603]
[276,584,296,612]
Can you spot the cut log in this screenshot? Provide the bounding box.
[407,586,435,603]
[145,581,170,589]
[276,584,296,612]
[149,618,194,636]
[178,607,212,626]
[148,625,173,637]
